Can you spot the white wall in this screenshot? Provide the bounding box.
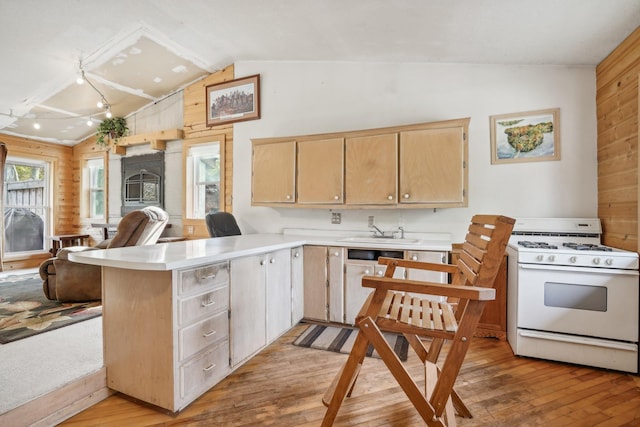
[233,61,598,241]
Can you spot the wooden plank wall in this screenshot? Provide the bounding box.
[596,26,640,252]
[182,65,235,238]
[0,134,74,270]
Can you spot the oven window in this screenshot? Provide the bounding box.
[544,282,607,312]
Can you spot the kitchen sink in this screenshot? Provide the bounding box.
[338,237,421,245]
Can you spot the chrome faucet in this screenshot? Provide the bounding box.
[370,224,386,238]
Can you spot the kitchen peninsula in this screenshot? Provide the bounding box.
[70,233,451,412]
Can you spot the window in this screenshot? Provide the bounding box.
[84,158,105,219]
[187,143,221,218]
[185,137,224,219]
[4,157,50,254]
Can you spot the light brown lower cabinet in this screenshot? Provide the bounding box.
[451,244,508,340]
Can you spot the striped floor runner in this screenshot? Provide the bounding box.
[293,323,409,361]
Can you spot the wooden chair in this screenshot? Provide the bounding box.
[322,214,515,426]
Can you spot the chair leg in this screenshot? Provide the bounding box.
[359,317,443,426]
[322,359,362,406]
[405,334,472,419]
[321,329,370,426]
[426,361,457,427]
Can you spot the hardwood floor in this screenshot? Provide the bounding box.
[61,323,640,426]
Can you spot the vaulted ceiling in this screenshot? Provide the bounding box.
[1,0,639,145]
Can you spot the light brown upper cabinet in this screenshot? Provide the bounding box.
[297,138,344,204]
[251,117,468,209]
[399,125,466,205]
[345,133,398,205]
[252,140,296,203]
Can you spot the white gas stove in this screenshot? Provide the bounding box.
[510,217,638,270]
[506,218,639,373]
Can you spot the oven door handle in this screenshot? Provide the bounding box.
[518,330,638,351]
[519,263,639,276]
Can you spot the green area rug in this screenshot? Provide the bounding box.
[293,323,409,361]
[0,272,102,344]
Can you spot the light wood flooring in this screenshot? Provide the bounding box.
[61,323,640,426]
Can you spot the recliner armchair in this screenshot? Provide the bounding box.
[40,206,169,302]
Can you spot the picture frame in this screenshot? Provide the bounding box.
[490,108,560,164]
[206,74,260,126]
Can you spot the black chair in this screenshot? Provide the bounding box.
[206,212,241,237]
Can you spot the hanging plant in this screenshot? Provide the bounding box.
[96,117,128,146]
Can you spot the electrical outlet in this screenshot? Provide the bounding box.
[368,215,374,227]
[186,225,194,235]
[331,212,341,224]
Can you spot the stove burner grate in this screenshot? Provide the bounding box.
[517,241,558,249]
[562,242,613,252]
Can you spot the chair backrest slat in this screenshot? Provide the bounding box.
[456,215,515,288]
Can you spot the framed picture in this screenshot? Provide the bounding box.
[490,108,560,164]
[206,74,260,126]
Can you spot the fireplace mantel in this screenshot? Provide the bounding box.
[111,128,183,155]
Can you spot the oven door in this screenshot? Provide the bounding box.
[517,263,639,342]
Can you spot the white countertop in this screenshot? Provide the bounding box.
[69,233,452,271]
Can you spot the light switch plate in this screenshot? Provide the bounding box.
[331,212,341,224]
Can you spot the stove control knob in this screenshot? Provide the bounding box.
[605,258,613,266]
[569,256,577,263]
[547,255,555,262]
[536,255,544,261]
[593,258,601,265]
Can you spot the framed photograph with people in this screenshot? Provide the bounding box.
[206,74,260,126]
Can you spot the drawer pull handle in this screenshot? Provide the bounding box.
[201,299,216,307]
[203,363,216,372]
[203,330,217,338]
[200,272,217,279]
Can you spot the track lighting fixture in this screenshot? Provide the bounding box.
[77,61,113,121]
[0,61,115,132]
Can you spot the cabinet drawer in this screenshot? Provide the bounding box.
[179,285,229,326]
[179,311,229,361]
[179,262,229,295]
[180,339,229,400]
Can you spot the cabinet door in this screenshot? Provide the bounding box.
[252,140,296,203]
[303,246,328,321]
[291,247,304,324]
[345,133,398,204]
[230,255,266,366]
[405,250,448,302]
[399,127,466,205]
[344,261,377,325]
[297,138,344,204]
[327,247,345,323]
[265,249,292,343]
[344,261,403,325]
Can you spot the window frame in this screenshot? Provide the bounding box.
[3,155,52,256]
[84,156,106,219]
[182,134,226,235]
